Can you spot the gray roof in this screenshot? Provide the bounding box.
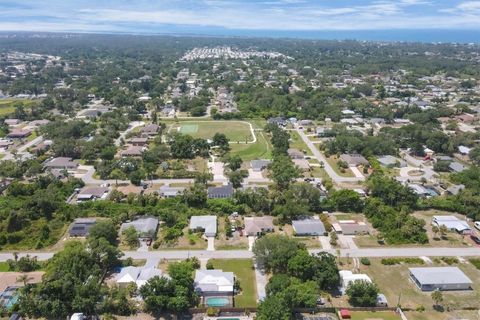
[120,217,159,236]
[190,215,217,235]
[194,269,234,293]
[449,162,466,173]
[409,267,472,285]
[250,159,271,171]
[158,185,185,197]
[208,184,234,198]
[292,219,326,235]
[78,187,109,199]
[43,157,78,169]
[377,155,406,167]
[340,154,369,166]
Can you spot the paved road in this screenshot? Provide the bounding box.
[295,127,364,183]
[115,121,145,147]
[4,247,480,262]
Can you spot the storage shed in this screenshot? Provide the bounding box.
[409,267,472,291]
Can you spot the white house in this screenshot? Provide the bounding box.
[339,270,372,294]
[116,266,166,288]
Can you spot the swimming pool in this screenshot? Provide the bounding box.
[206,297,230,307]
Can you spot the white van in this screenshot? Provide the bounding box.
[474,221,480,231]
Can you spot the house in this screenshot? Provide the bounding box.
[409,267,472,291]
[334,221,369,235]
[287,148,304,159]
[293,159,311,171]
[208,184,234,199]
[267,117,287,127]
[408,184,438,198]
[194,270,235,306]
[141,124,159,136]
[129,137,149,146]
[43,157,78,170]
[446,184,465,196]
[432,215,470,234]
[244,216,274,236]
[28,119,50,128]
[250,159,271,172]
[340,154,369,167]
[120,217,159,241]
[449,161,466,173]
[121,145,144,157]
[377,155,406,168]
[77,186,110,202]
[339,270,372,294]
[68,218,97,237]
[292,218,326,236]
[190,215,217,237]
[116,266,166,288]
[7,129,31,139]
[458,145,471,155]
[4,119,20,126]
[158,185,185,198]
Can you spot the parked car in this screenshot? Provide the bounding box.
[474,221,480,231]
[470,234,480,245]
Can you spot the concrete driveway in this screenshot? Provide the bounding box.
[248,236,256,251]
[207,237,215,251]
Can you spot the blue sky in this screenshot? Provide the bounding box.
[1,1,480,35]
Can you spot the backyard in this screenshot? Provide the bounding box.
[349,311,402,320]
[358,258,480,311]
[169,120,254,142]
[207,258,257,308]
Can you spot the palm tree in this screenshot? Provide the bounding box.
[17,273,32,287]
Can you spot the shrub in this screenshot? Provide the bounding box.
[206,261,214,270]
[381,257,424,265]
[206,307,219,316]
[469,258,480,270]
[439,257,458,265]
[360,257,371,266]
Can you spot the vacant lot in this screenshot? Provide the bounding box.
[0,99,37,116]
[355,210,476,248]
[208,258,257,307]
[359,258,480,311]
[230,130,272,161]
[170,120,253,142]
[326,156,355,177]
[350,311,401,320]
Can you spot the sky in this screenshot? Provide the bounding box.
[1,1,480,41]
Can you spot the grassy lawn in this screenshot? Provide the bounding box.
[0,262,10,272]
[170,120,253,142]
[350,311,401,320]
[0,99,37,116]
[289,130,312,156]
[326,156,355,177]
[230,130,272,161]
[358,258,480,311]
[208,258,257,307]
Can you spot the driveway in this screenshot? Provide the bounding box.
[248,236,256,251]
[208,160,227,183]
[207,237,215,251]
[319,236,332,250]
[350,166,364,179]
[254,261,267,301]
[338,235,358,249]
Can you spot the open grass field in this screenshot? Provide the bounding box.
[170,120,253,142]
[359,258,480,311]
[208,258,257,307]
[350,311,401,320]
[0,99,37,116]
[229,130,272,161]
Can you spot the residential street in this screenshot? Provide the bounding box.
[3,246,480,262]
[295,126,365,183]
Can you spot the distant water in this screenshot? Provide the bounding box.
[136,25,480,43]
